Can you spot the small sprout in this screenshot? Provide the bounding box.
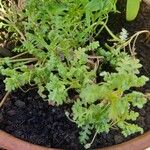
[65,111,75,123]
[65,111,70,117]
[119,28,129,41]
[100,71,108,77]
[84,143,91,149]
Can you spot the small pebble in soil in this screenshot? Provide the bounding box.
[139,109,146,116]
[15,100,26,108]
[7,110,16,116]
[137,116,145,128]
[0,112,3,123]
[145,115,150,127]
[114,135,124,144]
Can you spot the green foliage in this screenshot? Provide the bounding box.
[72,48,148,144]
[118,122,143,137]
[126,0,141,21]
[0,0,149,148]
[79,125,93,145]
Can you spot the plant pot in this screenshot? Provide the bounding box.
[0,130,150,150]
[0,130,59,150]
[99,131,150,150]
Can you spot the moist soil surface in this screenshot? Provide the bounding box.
[0,2,150,150]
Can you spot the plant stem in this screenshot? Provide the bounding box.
[90,131,98,145]
[10,58,37,63]
[118,30,150,51]
[88,55,103,59]
[11,52,28,59]
[84,131,98,149]
[96,15,108,37]
[100,22,121,42]
[0,91,10,108]
[0,16,26,41]
[65,111,76,123]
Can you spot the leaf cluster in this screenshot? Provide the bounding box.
[0,0,149,148]
[72,44,148,145]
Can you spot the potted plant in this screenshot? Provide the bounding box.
[0,0,150,149]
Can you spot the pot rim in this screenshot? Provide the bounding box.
[0,130,150,150]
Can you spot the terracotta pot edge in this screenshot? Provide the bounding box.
[1,130,150,150]
[0,130,60,150]
[97,131,150,150]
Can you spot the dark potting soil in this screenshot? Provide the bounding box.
[0,2,150,150]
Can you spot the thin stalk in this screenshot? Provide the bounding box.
[88,55,103,59]
[100,22,121,42]
[11,22,26,41]
[118,30,150,50]
[84,132,98,149]
[124,30,149,47]
[65,111,76,123]
[0,91,10,108]
[13,60,37,70]
[96,15,108,37]
[10,58,37,63]
[90,131,98,145]
[0,16,26,41]
[19,86,37,93]
[11,52,28,59]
